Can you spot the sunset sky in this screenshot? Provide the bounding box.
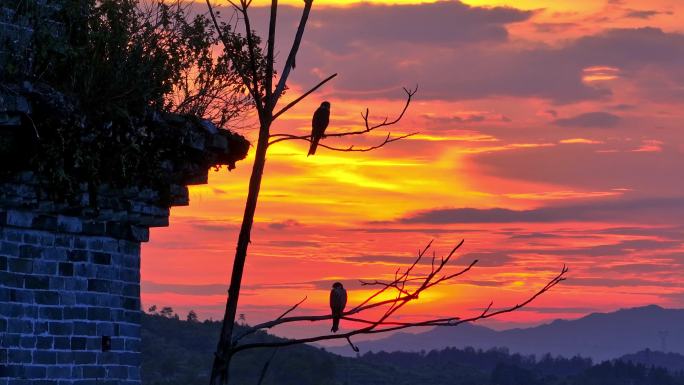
[141,0,684,342]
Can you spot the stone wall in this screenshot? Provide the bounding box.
[0,124,247,383]
[1,210,143,383]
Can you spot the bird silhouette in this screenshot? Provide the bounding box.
[308,101,330,156]
[329,281,347,333]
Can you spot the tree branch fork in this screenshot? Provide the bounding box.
[230,239,567,355]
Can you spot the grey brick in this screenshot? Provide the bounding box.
[7,349,31,363]
[0,272,22,288]
[19,245,42,259]
[58,262,73,276]
[0,241,19,257]
[7,319,32,333]
[91,252,111,265]
[22,365,47,378]
[33,350,57,365]
[33,260,57,275]
[46,366,71,379]
[9,258,32,273]
[87,279,110,293]
[63,307,87,320]
[32,215,58,231]
[19,335,35,349]
[57,216,82,233]
[24,275,49,289]
[87,307,110,321]
[53,336,70,350]
[35,291,59,305]
[70,337,86,350]
[35,336,53,349]
[38,306,63,320]
[48,322,72,335]
[72,352,96,365]
[67,250,87,262]
[6,211,33,227]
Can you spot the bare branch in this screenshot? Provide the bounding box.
[229,264,568,355]
[205,0,253,98]
[265,0,278,107]
[271,73,338,122]
[276,296,307,321]
[270,0,314,110]
[269,86,418,150]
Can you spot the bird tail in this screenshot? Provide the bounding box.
[331,316,340,333]
[308,137,320,156]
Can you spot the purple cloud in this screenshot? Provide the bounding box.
[552,112,622,128]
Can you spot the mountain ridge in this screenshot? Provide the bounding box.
[328,305,684,360]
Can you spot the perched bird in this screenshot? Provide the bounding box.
[308,101,330,156]
[329,282,347,333]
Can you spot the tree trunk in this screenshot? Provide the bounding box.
[209,121,271,385]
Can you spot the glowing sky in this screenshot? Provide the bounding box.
[142,0,684,340]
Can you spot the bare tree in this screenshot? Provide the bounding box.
[230,240,567,354]
[203,1,566,384]
[204,1,415,383]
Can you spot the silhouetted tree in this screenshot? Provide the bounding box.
[202,1,566,384]
[160,306,175,318]
[187,310,200,323]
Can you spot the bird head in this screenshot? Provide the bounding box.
[321,101,331,109]
[332,282,343,289]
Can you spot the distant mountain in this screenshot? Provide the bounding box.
[141,311,684,385]
[619,349,684,373]
[328,305,684,360]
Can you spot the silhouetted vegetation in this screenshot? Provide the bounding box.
[1,0,252,196]
[142,311,684,385]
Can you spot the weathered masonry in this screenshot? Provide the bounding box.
[0,103,248,382]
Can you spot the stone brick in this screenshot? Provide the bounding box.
[87,279,110,293]
[70,336,86,350]
[67,250,88,262]
[0,241,20,257]
[53,336,70,350]
[22,365,47,378]
[24,275,49,289]
[81,366,105,378]
[7,319,32,333]
[87,307,111,321]
[19,335,36,349]
[74,317,97,336]
[9,258,32,273]
[19,244,42,259]
[39,306,63,320]
[0,272,22,288]
[72,352,96,365]
[46,366,71,379]
[91,252,111,265]
[0,255,7,270]
[33,350,57,365]
[6,210,33,227]
[33,215,58,231]
[57,215,82,233]
[63,307,87,320]
[58,262,73,276]
[82,221,105,236]
[48,322,72,335]
[36,336,53,349]
[7,349,31,363]
[33,260,57,275]
[35,291,59,305]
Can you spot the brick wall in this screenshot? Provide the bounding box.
[0,173,181,384]
[0,210,142,383]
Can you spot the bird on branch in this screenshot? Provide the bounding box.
[329,282,347,333]
[308,101,330,156]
